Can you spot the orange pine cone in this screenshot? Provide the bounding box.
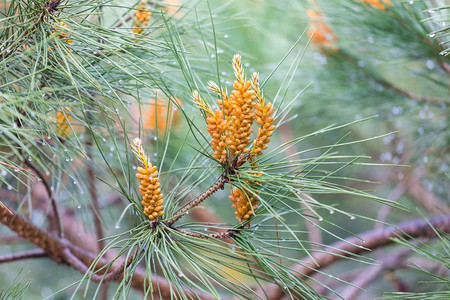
[251,73,275,157]
[227,55,256,156]
[136,166,164,220]
[56,107,72,138]
[132,138,164,221]
[132,1,151,35]
[142,98,182,135]
[228,187,258,222]
[307,9,338,51]
[194,91,228,162]
[359,0,392,10]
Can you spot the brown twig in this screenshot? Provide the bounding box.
[86,139,105,252]
[406,167,450,215]
[339,249,411,300]
[85,125,106,298]
[24,160,63,236]
[60,247,137,283]
[336,49,450,104]
[0,202,215,299]
[262,214,450,300]
[166,174,227,226]
[0,249,48,263]
[172,227,238,240]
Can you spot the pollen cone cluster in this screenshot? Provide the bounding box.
[194,91,228,162]
[52,21,73,45]
[194,54,276,222]
[56,107,72,138]
[227,55,256,155]
[359,0,392,10]
[229,187,258,222]
[251,73,275,156]
[307,9,338,51]
[195,55,272,163]
[132,1,151,35]
[132,138,164,221]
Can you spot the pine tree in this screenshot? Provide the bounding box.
[1,0,449,299]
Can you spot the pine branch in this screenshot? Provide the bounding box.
[335,49,450,104]
[172,227,238,239]
[339,248,411,300]
[263,214,450,300]
[24,160,63,236]
[0,249,47,264]
[166,174,227,226]
[86,137,107,300]
[86,137,105,251]
[0,202,214,299]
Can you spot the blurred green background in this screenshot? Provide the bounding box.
[1,0,448,298]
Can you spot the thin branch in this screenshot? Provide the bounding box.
[0,249,47,263]
[24,160,62,236]
[336,49,450,104]
[166,174,227,226]
[86,111,108,299]
[60,247,136,283]
[339,249,411,300]
[0,202,215,299]
[263,214,450,300]
[279,124,322,248]
[86,139,105,251]
[172,227,238,239]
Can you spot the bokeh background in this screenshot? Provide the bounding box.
[1,0,448,299]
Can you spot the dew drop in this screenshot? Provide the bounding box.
[77,205,81,209]
[418,127,424,135]
[7,185,12,190]
[224,34,229,38]
[153,136,158,141]
[109,146,114,152]
[350,216,355,220]
[114,224,120,229]
[28,157,33,162]
[14,168,19,172]
[45,171,50,176]
[73,181,77,185]
[244,62,250,67]
[1,170,7,176]
[329,210,334,214]
[318,217,323,222]
[178,273,184,277]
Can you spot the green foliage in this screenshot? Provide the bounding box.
[0,0,448,299]
[0,271,30,300]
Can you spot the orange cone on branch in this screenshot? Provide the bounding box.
[131,138,164,221]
